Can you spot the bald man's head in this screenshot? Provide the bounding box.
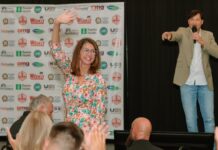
[130,117,152,141]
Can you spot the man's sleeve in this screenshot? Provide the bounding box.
[202,32,218,58]
[170,27,183,42]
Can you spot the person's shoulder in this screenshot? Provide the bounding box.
[148,144,163,150]
[93,72,107,85]
[143,141,163,150]
[178,27,186,30]
[202,29,211,32]
[177,27,189,32]
[202,29,213,36]
[10,111,30,138]
[94,72,104,79]
[127,140,163,150]
[153,145,164,150]
[65,73,73,82]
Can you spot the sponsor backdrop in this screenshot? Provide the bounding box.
[0,3,124,139]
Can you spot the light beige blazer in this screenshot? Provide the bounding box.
[170,27,218,90]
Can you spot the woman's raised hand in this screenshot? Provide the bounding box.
[55,9,78,25]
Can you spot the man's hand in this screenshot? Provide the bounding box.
[192,32,205,46]
[162,32,172,41]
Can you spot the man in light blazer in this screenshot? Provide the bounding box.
[162,10,218,133]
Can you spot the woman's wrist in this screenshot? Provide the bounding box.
[54,18,61,26]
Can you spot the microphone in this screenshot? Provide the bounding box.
[192,26,197,43]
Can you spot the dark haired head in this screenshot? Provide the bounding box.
[187,10,204,20]
[49,122,84,150]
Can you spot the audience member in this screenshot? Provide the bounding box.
[126,117,163,150]
[7,111,53,150]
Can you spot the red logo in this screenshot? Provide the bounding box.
[30,16,44,24]
[90,5,104,11]
[112,118,121,128]
[18,93,27,103]
[18,71,27,81]
[112,15,120,25]
[30,39,44,46]
[112,38,122,47]
[17,106,29,111]
[19,16,27,25]
[18,38,27,48]
[30,73,44,80]
[77,16,91,24]
[112,72,122,82]
[64,38,73,48]
[17,62,30,67]
[112,95,121,105]
[17,29,30,33]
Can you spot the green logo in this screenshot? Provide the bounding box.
[81,28,88,34]
[1,128,6,132]
[32,62,44,67]
[32,29,44,34]
[34,50,42,58]
[100,27,108,35]
[16,51,31,57]
[107,85,119,91]
[34,6,42,13]
[107,51,119,56]
[101,61,108,70]
[16,84,22,90]
[34,83,41,91]
[16,51,22,56]
[16,7,22,12]
[107,5,119,11]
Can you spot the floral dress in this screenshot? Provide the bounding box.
[50,46,107,128]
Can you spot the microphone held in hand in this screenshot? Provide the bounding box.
[192,26,197,43]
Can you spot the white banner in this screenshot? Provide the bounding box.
[0,3,124,139]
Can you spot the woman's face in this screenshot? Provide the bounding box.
[80,42,96,66]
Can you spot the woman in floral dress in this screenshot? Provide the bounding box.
[50,10,107,129]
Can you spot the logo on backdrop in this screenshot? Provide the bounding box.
[0,4,124,139]
[18,71,27,81]
[18,93,27,103]
[112,118,122,128]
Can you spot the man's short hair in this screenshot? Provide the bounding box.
[29,94,52,111]
[187,9,204,20]
[48,122,84,150]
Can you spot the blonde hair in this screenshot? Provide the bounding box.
[29,94,52,111]
[16,111,53,150]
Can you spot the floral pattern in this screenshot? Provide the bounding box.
[51,46,107,129]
